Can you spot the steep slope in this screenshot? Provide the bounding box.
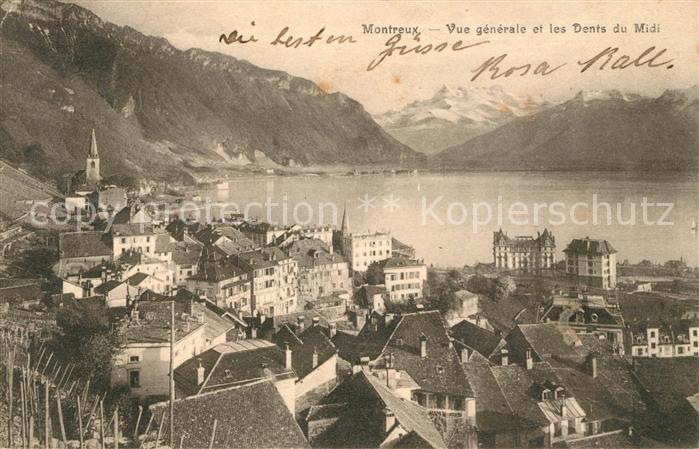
[0,0,424,182]
[431,88,698,171]
[375,85,549,155]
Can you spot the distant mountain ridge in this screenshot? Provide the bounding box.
[0,0,423,183]
[430,87,699,171]
[375,85,549,155]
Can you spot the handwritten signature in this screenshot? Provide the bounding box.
[219,26,674,79]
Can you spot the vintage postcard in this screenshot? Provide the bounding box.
[0,0,697,448]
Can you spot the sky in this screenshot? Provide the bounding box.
[73,1,698,114]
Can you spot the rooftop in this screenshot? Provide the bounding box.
[174,339,295,397]
[564,238,617,256]
[149,380,309,448]
[59,231,113,259]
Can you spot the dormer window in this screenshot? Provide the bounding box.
[395,338,404,346]
[541,389,552,401]
[590,313,598,323]
[436,365,444,375]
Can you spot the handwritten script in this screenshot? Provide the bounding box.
[218,25,675,77]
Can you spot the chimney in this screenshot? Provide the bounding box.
[525,349,533,370]
[312,316,320,327]
[312,347,319,369]
[329,323,337,338]
[460,346,469,362]
[590,354,598,378]
[383,408,396,433]
[285,344,292,370]
[297,316,305,333]
[196,358,205,385]
[419,333,427,358]
[500,348,509,366]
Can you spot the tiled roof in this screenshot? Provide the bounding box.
[310,369,445,448]
[507,323,584,364]
[462,352,537,432]
[93,279,122,294]
[354,310,473,397]
[273,324,337,379]
[189,245,247,282]
[632,357,699,413]
[127,272,150,286]
[165,218,188,241]
[288,239,346,269]
[110,223,157,237]
[122,301,203,344]
[541,304,623,328]
[59,231,113,259]
[382,256,425,270]
[174,339,295,397]
[172,237,203,266]
[563,238,617,255]
[150,381,309,448]
[450,320,505,359]
[238,247,292,269]
[490,362,561,427]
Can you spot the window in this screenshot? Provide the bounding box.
[129,370,140,388]
[651,343,656,349]
[650,331,656,338]
[129,355,140,363]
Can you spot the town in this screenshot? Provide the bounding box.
[1,130,698,449]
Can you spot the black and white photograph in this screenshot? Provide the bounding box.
[0,0,697,448]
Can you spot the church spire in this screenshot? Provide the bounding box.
[88,128,99,158]
[341,202,349,235]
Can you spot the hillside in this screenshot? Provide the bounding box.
[431,88,699,171]
[375,85,549,155]
[0,159,63,221]
[0,0,424,183]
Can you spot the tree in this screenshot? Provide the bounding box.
[55,300,121,393]
[7,247,58,279]
[365,261,385,285]
[494,275,516,301]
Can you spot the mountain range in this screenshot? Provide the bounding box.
[375,85,549,155]
[0,0,696,185]
[0,0,423,183]
[429,87,698,171]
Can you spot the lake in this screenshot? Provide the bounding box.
[199,171,699,269]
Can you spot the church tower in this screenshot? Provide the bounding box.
[341,202,349,236]
[85,128,101,185]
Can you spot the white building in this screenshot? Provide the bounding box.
[339,205,392,272]
[382,258,427,302]
[628,319,699,357]
[564,238,618,290]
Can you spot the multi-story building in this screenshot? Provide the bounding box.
[493,228,556,271]
[112,299,237,398]
[57,231,114,277]
[628,319,699,357]
[236,221,287,247]
[186,246,252,312]
[236,247,298,316]
[540,294,625,351]
[564,238,618,289]
[287,239,351,300]
[381,257,427,302]
[339,207,392,272]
